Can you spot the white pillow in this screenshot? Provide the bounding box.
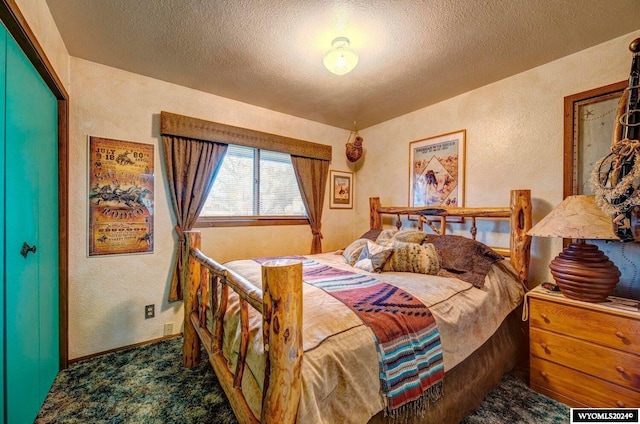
[342,238,369,265]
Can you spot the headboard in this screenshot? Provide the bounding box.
[369,189,532,286]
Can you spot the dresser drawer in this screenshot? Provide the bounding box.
[529,298,640,353]
[530,356,640,408]
[530,327,640,392]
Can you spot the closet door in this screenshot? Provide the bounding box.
[0,25,5,423]
[3,23,59,423]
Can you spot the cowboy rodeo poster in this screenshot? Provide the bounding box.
[88,136,154,256]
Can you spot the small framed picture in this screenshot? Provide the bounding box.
[329,170,353,209]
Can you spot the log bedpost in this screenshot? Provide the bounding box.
[183,231,201,367]
[261,259,303,424]
[370,197,382,230]
[510,190,532,288]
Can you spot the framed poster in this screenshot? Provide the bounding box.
[88,136,154,256]
[409,130,465,207]
[329,170,353,209]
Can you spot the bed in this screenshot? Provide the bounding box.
[181,189,532,424]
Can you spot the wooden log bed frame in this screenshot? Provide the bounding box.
[182,189,532,424]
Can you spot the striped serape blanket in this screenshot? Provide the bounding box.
[254,256,444,418]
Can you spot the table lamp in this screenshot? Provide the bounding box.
[527,195,621,302]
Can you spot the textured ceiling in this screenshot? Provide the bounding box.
[46,0,640,130]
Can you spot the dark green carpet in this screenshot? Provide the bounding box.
[36,337,569,423]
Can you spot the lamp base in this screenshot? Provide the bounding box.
[549,242,620,303]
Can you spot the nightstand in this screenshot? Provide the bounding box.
[527,285,640,408]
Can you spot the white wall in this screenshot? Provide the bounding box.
[14,0,70,91]
[355,30,640,286]
[20,0,640,358]
[67,58,354,359]
[18,0,356,360]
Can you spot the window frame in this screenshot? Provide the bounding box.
[195,215,309,228]
[196,145,309,227]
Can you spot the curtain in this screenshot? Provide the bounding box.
[163,135,228,301]
[291,156,330,254]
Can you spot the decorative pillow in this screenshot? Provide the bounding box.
[342,238,369,265]
[422,234,504,288]
[383,241,440,274]
[354,241,393,273]
[392,229,427,244]
[358,229,382,242]
[375,229,398,245]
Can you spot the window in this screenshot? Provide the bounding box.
[198,145,307,226]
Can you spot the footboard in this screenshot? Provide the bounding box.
[182,231,303,424]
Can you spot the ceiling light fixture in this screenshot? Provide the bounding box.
[323,37,358,75]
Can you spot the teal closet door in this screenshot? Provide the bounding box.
[4,22,59,423]
[0,25,6,424]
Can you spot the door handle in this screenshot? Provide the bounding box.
[20,242,37,258]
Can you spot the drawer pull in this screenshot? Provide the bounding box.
[615,331,625,339]
[615,365,625,374]
[540,342,549,351]
[540,313,549,322]
[540,371,548,378]
[616,401,625,408]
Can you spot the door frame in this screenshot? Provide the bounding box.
[0,0,69,369]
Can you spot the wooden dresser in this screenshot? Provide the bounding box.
[527,285,640,408]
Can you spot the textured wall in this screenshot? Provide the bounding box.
[356,29,640,287]
[66,59,355,358]
[14,0,70,90]
[19,0,640,358]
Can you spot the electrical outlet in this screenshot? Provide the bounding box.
[145,304,155,319]
[164,323,174,336]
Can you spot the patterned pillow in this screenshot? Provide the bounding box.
[383,241,440,274]
[375,229,398,245]
[354,241,393,273]
[342,238,369,265]
[358,229,382,242]
[392,229,427,244]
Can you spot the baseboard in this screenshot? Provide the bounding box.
[68,333,182,365]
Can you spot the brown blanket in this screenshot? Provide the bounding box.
[423,235,504,288]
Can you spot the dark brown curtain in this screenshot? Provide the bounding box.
[163,135,228,301]
[291,156,330,254]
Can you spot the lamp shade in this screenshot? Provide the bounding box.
[323,37,358,75]
[527,195,618,240]
[527,195,620,302]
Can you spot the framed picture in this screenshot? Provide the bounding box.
[563,80,627,197]
[329,170,353,209]
[409,129,465,207]
[88,136,154,256]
